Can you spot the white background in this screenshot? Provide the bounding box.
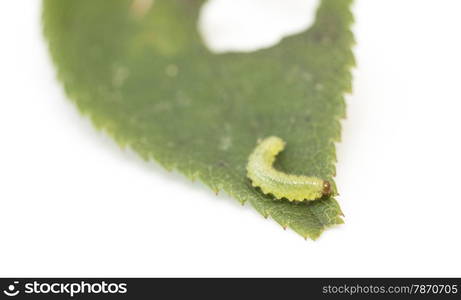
[1,0,461,277]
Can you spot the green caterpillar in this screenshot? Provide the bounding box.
[246,136,331,202]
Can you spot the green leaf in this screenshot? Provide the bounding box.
[43,0,355,239]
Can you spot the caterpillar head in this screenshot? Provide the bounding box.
[322,181,332,196]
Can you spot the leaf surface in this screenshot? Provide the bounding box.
[43,0,354,239]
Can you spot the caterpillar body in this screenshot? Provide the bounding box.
[246,136,331,202]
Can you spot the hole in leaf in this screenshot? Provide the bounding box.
[199,0,320,53]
